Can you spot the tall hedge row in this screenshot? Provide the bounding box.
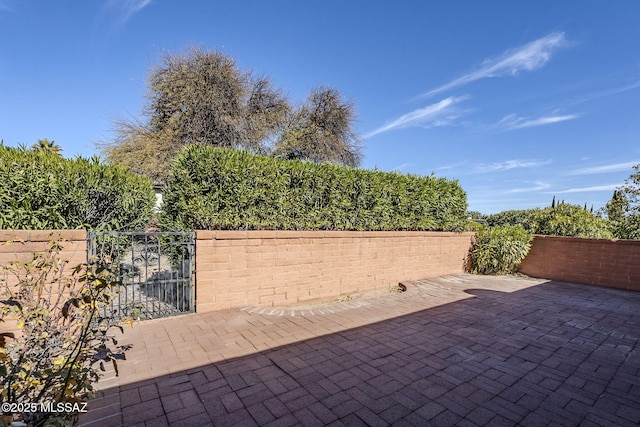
[485,205,613,239]
[532,204,613,239]
[0,146,155,230]
[161,146,468,231]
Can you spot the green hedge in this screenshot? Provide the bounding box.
[0,146,155,230]
[611,215,640,240]
[471,224,532,275]
[161,146,468,231]
[486,205,615,238]
[485,209,539,231]
[532,204,613,239]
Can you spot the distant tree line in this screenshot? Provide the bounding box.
[469,164,640,240]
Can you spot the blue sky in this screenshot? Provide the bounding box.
[1,1,639,214]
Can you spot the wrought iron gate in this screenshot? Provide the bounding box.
[87,231,195,320]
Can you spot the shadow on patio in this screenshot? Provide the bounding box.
[79,275,640,426]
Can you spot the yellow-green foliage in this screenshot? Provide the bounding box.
[607,165,640,239]
[0,146,155,230]
[471,224,533,275]
[611,215,640,240]
[485,209,539,232]
[532,204,613,238]
[1,240,131,426]
[162,146,468,231]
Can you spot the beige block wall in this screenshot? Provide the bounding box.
[195,230,475,312]
[519,235,640,292]
[0,230,87,287]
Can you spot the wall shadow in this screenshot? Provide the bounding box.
[80,280,640,426]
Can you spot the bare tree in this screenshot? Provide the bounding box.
[148,48,245,148]
[274,86,362,167]
[101,119,180,184]
[244,77,290,154]
[103,47,362,181]
[103,47,289,181]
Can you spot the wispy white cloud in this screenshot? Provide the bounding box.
[367,32,570,139]
[569,161,639,175]
[105,0,153,26]
[475,159,552,173]
[505,181,551,194]
[364,96,468,138]
[495,113,579,131]
[423,32,568,97]
[435,161,469,172]
[391,163,411,172]
[570,80,640,106]
[551,184,622,194]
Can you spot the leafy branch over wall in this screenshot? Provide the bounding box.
[0,240,133,426]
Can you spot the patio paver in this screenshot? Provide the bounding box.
[78,274,640,426]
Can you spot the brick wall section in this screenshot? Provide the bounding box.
[195,230,475,312]
[519,235,640,292]
[0,230,87,287]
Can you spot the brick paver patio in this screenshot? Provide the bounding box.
[78,274,640,426]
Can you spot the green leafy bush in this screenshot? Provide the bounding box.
[0,146,155,231]
[162,146,468,231]
[486,205,615,239]
[1,240,131,426]
[531,204,613,238]
[485,209,539,231]
[471,225,532,275]
[611,216,640,240]
[606,165,640,239]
